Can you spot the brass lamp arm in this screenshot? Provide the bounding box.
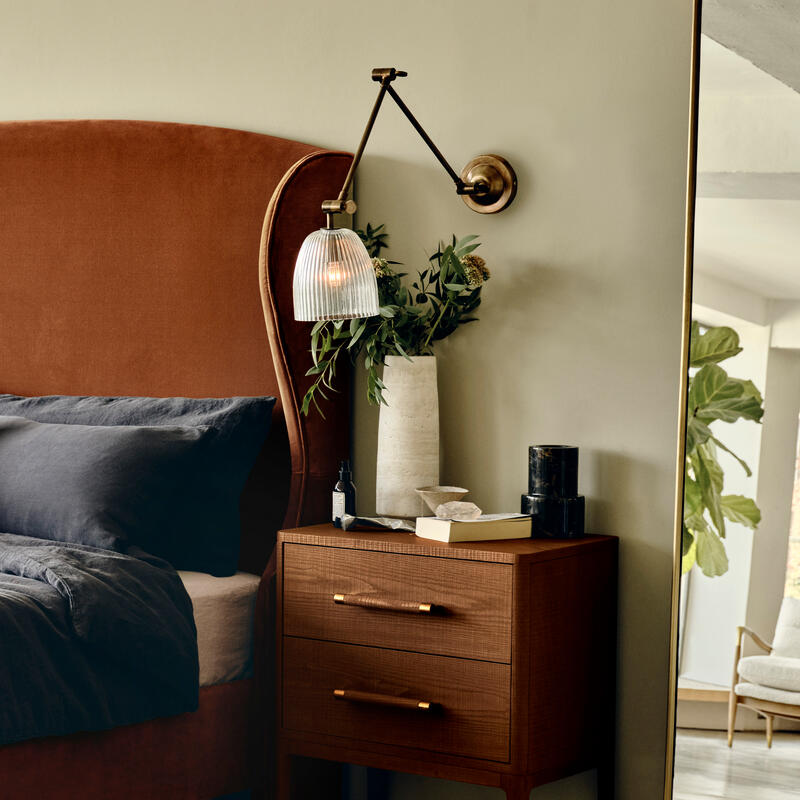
[323,67,516,225]
[383,82,465,192]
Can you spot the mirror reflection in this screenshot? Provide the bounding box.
[672,9,800,799]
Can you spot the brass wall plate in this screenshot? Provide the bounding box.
[460,154,518,214]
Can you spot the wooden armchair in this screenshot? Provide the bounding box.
[728,598,800,747]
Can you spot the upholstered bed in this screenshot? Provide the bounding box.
[0,120,351,798]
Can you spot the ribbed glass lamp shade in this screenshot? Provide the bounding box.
[293,227,380,321]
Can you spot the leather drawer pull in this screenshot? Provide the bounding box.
[333,688,434,712]
[333,593,434,614]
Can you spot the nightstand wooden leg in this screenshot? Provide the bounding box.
[276,752,292,800]
[500,775,530,800]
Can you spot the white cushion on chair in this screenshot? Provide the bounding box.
[735,681,800,706]
[773,597,800,658]
[738,655,800,692]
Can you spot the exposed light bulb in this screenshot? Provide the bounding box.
[326,261,344,287]
[293,228,380,321]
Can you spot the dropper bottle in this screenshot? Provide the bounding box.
[332,460,357,528]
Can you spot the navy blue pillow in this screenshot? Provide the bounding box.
[0,416,204,556]
[0,396,275,576]
[0,394,272,434]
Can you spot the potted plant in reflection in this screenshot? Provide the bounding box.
[301,223,489,517]
[683,322,764,577]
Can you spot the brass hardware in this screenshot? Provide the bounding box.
[332,688,435,712]
[459,155,518,214]
[371,67,408,82]
[323,67,517,224]
[322,199,357,216]
[332,593,435,614]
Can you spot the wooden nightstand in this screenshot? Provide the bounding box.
[275,524,617,800]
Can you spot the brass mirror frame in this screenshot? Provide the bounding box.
[664,0,703,797]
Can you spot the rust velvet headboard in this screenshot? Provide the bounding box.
[0,119,351,575]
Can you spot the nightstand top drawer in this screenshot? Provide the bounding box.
[283,638,510,763]
[282,542,511,662]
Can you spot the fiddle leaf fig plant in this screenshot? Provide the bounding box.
[682,322,764,577]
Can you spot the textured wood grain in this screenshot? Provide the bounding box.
[283,638,510,763]
[275,525,618,799]
[283,544,511,662]
[523,543,618,786]
[280,524,616,564]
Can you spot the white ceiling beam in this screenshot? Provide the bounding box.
[704,0,800,94]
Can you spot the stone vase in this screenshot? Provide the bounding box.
[375,355,439,518]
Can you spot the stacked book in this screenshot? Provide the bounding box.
[415,513,532,543]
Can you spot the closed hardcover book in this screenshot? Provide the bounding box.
[414,513,532,543]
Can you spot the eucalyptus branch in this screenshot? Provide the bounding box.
[422,295,451,351]
[300,225,490,416]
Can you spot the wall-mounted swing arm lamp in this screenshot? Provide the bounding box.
[293,67,518,322]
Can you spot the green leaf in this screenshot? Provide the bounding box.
[690,323,742,367]
[395,340,412,361]
[682,536,697,573]
[697,394,764,425]
[709,434,752,477]
[689,364,740,409]
[720,494,761,529]
[379,306,396,318]
[686,415,712,452]
[695,528,730,577]
[729,377,763,405]
[693,444,725,537]
[305,360,328,376]
[347,320,367,349]
[682,525,694,556]
[444,283,466,292]
[454,243,480,258]
[684,478,702,518]
[310,320,328,365]
[454,234,479,251]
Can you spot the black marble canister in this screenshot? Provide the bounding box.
[521,445,585,538]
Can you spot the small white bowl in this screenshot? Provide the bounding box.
[415,485,468,515]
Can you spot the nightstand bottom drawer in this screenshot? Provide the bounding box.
[283,638,511,763]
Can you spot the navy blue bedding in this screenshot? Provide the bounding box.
[0,534,198,746]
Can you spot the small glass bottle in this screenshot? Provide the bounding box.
[332,460,357,528]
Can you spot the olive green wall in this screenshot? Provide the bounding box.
[0,2,694,797]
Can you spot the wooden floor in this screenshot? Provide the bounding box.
[674,729,800,799]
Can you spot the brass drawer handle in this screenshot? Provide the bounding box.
[333,688,434,712]
[333,593,433,614]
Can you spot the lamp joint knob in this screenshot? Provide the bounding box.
[322,199,357,216]
[371,67,408,84]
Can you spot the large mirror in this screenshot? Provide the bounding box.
[668,2,800,798]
